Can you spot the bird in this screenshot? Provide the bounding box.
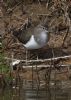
[12,18,49,50]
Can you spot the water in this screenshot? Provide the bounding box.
[0,84,71,100]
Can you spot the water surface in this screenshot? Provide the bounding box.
[0,84,71,100]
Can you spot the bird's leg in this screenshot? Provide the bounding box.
[46,1,48,8]
[36,54,39,60]
[38,0,41,5]
[36,54,40,89]
[25,50,28,65]
[46,0,50,9]
[11,52,14,71]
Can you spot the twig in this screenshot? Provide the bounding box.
[35,64,40,89]
[37,14,49,16]
[4,55,71,63]
[17,64,71,68]
[32,65,34,89]
[62,27,69,47]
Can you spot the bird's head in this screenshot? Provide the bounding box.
[36,25,48,33]
[33,25,49,48]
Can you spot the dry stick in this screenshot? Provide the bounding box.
[4,55,71,63]
[47,49,54,86]
[35,64,40,89]
[44,59,52,92]
[62,5,70,47]
[37,14,49,16]
[21,0,24,14]
[51,48,57,100]
[52,48,56,86]
[45,68,48,90]
[63,26,71,79]
[49,60,52,85]
[62,27,69,47]
[45,49,53,89]
[22,64,71,68]
[32,65,34,89]
[7,1,23,13]
[45,64,49,89]
[67,63,70,80]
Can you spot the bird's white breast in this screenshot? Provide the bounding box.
[24,35,41,49]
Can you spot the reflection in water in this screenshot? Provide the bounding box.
[0,85,71,100]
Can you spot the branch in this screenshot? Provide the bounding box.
[4,55,71,63]
[22,64,71,68]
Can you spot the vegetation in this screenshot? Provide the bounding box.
[0,52,13,86]
[0,54,9,73]
[0,36,13,86]
[0,35,9,74]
